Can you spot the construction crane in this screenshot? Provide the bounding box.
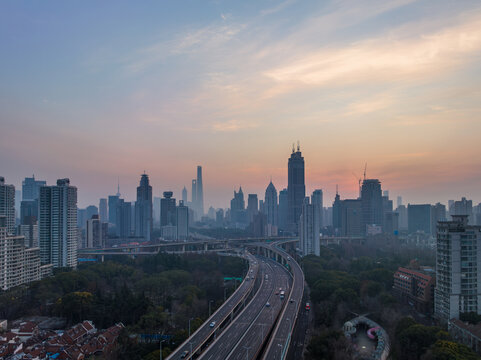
[351,172,361,198]
[363,163,367,181]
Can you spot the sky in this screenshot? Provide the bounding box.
[1,0,481,209]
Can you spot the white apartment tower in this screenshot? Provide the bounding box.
[299,197,321,256]
[39,178,78,268]
[0,177,16,235]
[435,215,481,323]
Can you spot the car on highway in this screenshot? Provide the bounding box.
[266,302,270,307]
[209,321,216,328]
[181,350,189,358]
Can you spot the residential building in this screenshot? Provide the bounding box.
[0,177,15,235]
[299,197,320,256]
[86,215,107,248]
[393,267,435,313]
[453,197,474,224]
[434,215,481,323]
[39,179,78,268]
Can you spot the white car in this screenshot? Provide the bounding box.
[210,321,216,328]
[266,302,270,307]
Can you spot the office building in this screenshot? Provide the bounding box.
[161,191,176,227]
[191,180,197,214]
[278,189,288,231]
[216,209,224,227]
[176,201,189,241]
[108,195,120,228]
[39,179,78,268]
[182,186,188,204]
[134,174,153,241]
[153,196,161,227]
[396,204,408,231]
[360,179,383,234]
[99,198,108,223]
[19,216,38,248]
[287,144,305,233]
[397,196,403,208]
[86,215,107,248]
[299,197,320,256]
[22,176,46,201]
[384,212,399,235]
[247,194,258,223]
[332,192,342,232]
[264,182,278,236]
[20,200,37,225]
[408,204,432,235]
[116,199,132,238]
[230,187,246,226]
[339,199,363,237]
[0,177,16,235]
[435,216,481,323]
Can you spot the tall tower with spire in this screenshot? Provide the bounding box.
[287,142,305,233]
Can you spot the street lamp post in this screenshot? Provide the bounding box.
[159,338,166,360]
[209,299,214,317]
[188,318,194,337]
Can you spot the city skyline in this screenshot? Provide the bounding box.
[2,1,481,208]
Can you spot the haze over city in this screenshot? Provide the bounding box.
[2,0,481,208]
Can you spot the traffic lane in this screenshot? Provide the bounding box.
[227,262,292,360]
[168,255,259,360]
[197,260,275,360]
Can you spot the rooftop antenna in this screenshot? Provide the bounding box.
[297,140,300,152]
[363,163,367,181]
[116,177,121,197]
[336,184,339,196]
[292,143,295,153]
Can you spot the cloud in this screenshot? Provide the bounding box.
[263,14,481,94]
[211,119,258,132]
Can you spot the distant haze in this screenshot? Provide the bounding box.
[1,0,481,208]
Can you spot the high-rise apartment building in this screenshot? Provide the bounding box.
[0,216,52,290]
[287,144,305,233]
[299,197,320,256]
[86,215,107,248]
[135,174,153,241]
[0,177,16,235]
[39,178,78,268]
[360,179,383,234]
[435,216,481,323]
[453,198,474,224]
[431,203,447,235]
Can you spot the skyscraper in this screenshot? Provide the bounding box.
[135,173,153,241]
[161,191,177,227]
[86,214,107,248]
[360,179,383,234]
[453,197,474,224]
[287,144,305,233]
[196,166,204,217]
[408,204,432,235]
[108,195,120,228]
[176,201,189,241]
[22,176,46,201]
[182,186,188,204]
[247,194,258,223]
[116,199,132,238]
[230,187,246,226]
[435,216,481,323]
[311,189,323,233]
[39,178,78,268]
[0,177,16,235]
[99,198,108,222]
[191,179,197,216]
[278,189,288,231]
[264,181,278,232]
[299,197,320,256]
